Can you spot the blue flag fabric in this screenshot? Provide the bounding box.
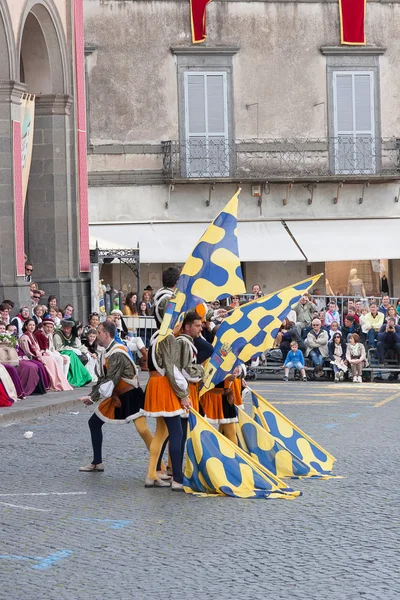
[200,274,322,395]
[251,390,336,476]
[183,409,301,499]
[158,191,245,341]
[236,405,334,479]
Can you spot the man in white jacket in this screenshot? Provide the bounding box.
[305,319,329,374]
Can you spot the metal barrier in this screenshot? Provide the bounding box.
[123,316,157,348]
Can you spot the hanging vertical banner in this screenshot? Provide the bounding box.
[21,94,35,212]
[13,120,25,277]
[190,0,212,44]
[339,0,366,45]
[74,0,91,272]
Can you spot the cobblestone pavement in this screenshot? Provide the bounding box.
[1,381,399,600]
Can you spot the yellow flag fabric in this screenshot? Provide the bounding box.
[236,405,335,479]
[184,409,301,499]
[251,390,336,475]
[158,191,245,343]
[200,274,322,396]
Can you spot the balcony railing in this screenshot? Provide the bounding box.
[161,138,400,181]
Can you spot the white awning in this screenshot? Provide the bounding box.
[89,221,304,263]
[286,219,400,262]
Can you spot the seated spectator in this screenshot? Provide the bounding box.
[34,318,70,380]
[2,300,14,313]
[0,321,48,396]
[0,303,10,325]
[63,304,74,320]
[305,319,329,375]
[252,284,263,300]
[312,288,326,312]
[20,319,72,392]
[328,332,348,382]
[396,299,400,318]
[274,319,305,361]
[346,333,366,383]
[376,317,400,367]
[294,294,315,336]
[302,311,321,340]
[347,307,360,324]
[324,301,341,327]
[123,292,138,316]
[110,309,129,340]
[341,315,362,342]
[230,296,241,310]
[32,304,45,326]
[29,282,45,300]
[142,290,154,312]
[6,324,17,337]
[81,328,102,383]
[283,340,307,382]
[10,306,30,338]
[328,320,341,340]
[53,320,93,387]
[47,295,58,312]
[378,294,391,317]
[355,299,363,319]
[362,303,384,347]
[384,305,399,325]
[138,301,148,317]
[82,312,101,341]
[48,306,61,327]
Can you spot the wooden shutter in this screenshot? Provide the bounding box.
[333,71,375,174]
[184,72,228,176]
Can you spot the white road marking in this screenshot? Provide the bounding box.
[0,502,50,512]
[0,492,87,497]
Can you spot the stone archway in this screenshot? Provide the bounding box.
[17,1,88,312]
[0,1,22,301]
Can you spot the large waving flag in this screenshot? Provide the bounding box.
[200,274,321,395]
[190,0,212,43]
[184,409,301,499]
[251,390,336,476]
[158,191,245,342]
[236,405,334,479]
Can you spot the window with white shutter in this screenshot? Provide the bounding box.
[333,71,375,174]
[184,72,229,177]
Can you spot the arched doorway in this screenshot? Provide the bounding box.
[17,1,87,311]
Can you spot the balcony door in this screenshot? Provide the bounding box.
[184,72,229,177]
[333,71,376,174]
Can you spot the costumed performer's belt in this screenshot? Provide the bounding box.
[149,371,164,379]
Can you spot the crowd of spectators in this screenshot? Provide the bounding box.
[2,265,400,405]
[273,292,400,382]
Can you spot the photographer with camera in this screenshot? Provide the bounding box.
[376,317,400,367]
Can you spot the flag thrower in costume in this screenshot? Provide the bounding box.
[184,409,301,499]
[190,0,212,43]
[200,274,322,395]
[236,403,335,479]
[251,390,336,476]
[158,191,245,343]
[339,0,366,45]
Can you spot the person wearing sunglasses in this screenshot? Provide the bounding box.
[24,261,33,283]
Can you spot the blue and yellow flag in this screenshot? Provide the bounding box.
[158,191,245,342]
[184,409,301,499]
[200,274,322,395]
[236,404,333,479]
[251,390,336,475]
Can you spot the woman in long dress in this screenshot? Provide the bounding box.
[0,363,18,405]
[53,320,92,387]
[20,320,72,392]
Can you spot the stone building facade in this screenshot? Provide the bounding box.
[85,0,400,298]
[0,0,90,313]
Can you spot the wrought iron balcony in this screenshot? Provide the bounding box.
[161,138,400,182]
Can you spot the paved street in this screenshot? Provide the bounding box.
[1,381,399,600]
